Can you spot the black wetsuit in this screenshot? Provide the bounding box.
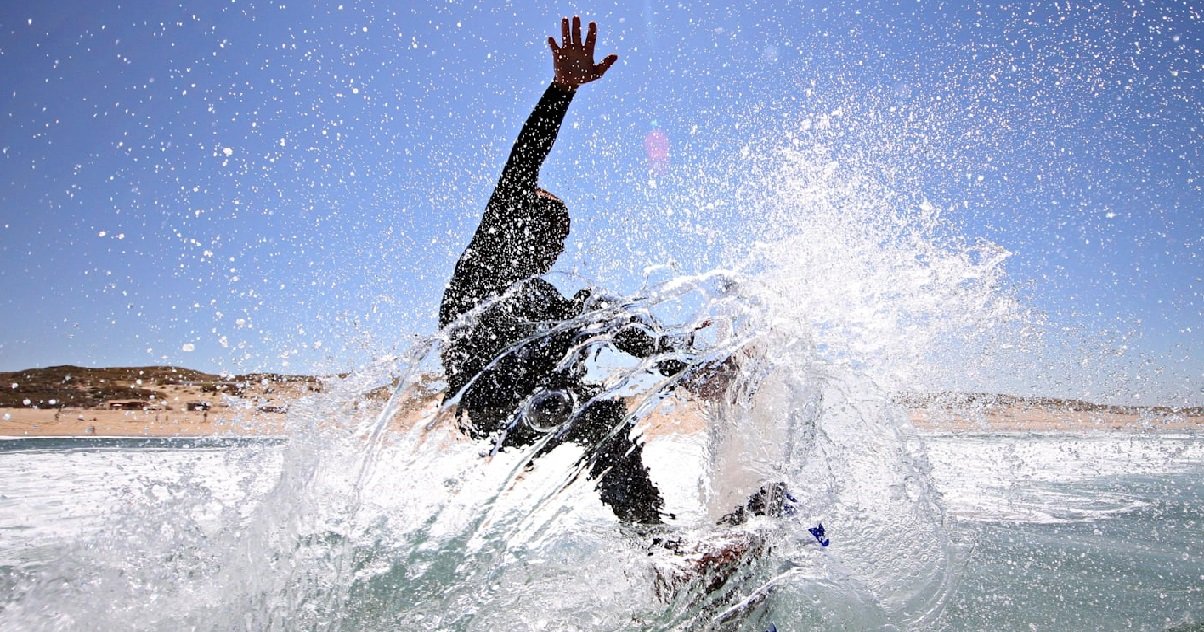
[439,83,672,525]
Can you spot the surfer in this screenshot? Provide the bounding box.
[438,22,818,629]
[439,16,683,525]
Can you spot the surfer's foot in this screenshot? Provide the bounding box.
[716,482,798,526]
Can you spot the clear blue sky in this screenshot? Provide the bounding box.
[1,1,1199,404]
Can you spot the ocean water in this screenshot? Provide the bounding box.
[1,430,1201,631]
[925,433,1204,631]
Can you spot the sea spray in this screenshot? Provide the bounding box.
[0,111,1037,632]
[3,220,1000,632]
[0,310,967,630]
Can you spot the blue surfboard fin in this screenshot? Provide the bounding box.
[809,522,829,547]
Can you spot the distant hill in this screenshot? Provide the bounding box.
[0,365,317,408]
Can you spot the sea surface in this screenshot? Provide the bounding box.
[0,431,1200,631]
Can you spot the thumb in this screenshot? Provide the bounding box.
[596,53,619,76]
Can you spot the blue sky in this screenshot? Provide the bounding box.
[0,1,1200,403]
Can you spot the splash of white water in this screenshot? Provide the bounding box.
[2,108,1039,631]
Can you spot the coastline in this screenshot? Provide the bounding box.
[0,407,287,438]
[2,365,1199,438]
[908,405,1204,433]
[2,395,1200,438]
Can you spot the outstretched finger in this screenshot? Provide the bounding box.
[596,53,618,76]
[585,21,597,56]
[571,15,582,46]
[561,17,570,47]
[547,35,560,53]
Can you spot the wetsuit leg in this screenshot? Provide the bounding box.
[567,398,666,524]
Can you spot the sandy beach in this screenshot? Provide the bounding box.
[2,392,1200,438]
[908,405,1204,433]
[2,364,1200,438]
[0,407,286,438]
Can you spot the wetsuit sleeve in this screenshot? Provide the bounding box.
[491,82,577,205]
[439,83,577,327]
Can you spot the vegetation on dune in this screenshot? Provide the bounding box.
[0,365,319,409]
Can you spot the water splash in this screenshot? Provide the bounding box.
[1,98,1045,631]
[1,278,972,630]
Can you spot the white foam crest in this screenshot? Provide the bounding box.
[925,433,1204,523]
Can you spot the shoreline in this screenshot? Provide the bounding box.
[908,406,1204,434]
[4,365,1199,438]
[2,398,1200,439]
[0,407,288,438]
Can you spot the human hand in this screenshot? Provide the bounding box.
[548,16,618,88]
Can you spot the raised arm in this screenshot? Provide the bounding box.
[441,18,619,327]
[493,17,619,200]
